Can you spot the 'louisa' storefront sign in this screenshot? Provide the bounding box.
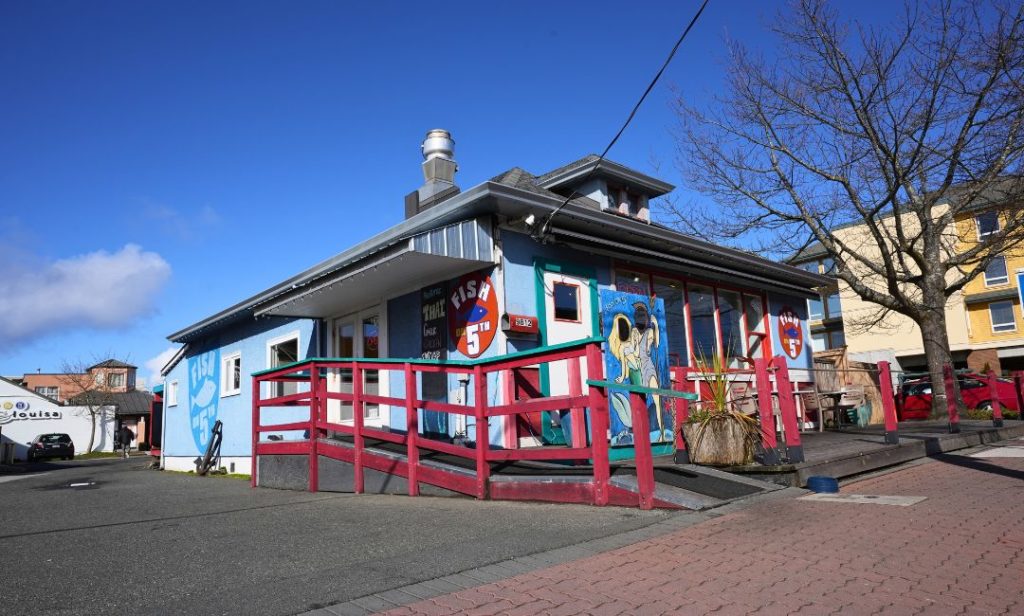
[0,400,62,424]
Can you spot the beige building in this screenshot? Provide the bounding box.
[792,194,1024,374]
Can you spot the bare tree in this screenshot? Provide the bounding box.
[667,0,1024,415]
[58,358,118,454]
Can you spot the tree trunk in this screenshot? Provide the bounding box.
[87,410,97,454]
[918,309,960,419]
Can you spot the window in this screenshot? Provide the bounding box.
[830,330,846,348]
[688,284,717,363]
[34,386,59,399]
[553,282,580,321]
[826,292,842,318]
[654,278,687,366]
[799,262,819,274]
[615,270,649,295]
[717,290,744,367]
[990,301,1017,333]
[808,297,824,321]
[268,336,300,397]
[107,372,124,388]
[976,211,1000,238]
[811,333,828,352]
[743,295,767,361]
[168,381,178,406]
[983,256,1008,286]
[221,353,241,396]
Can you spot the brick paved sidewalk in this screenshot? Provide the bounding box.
[372,450,1024,615]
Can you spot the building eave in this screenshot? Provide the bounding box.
[537,158,674,196]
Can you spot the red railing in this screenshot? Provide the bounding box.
[669,355,813,464]
[251,338,680,508]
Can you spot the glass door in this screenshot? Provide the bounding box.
[328,308,384,427]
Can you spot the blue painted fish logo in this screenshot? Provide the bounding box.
[188,349,220,453]
[465,304,489,322]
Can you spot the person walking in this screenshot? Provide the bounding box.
[118,425,134,459]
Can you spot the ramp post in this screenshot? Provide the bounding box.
[405,363,420,496]
[568,356,588,451]
[586,343,610,506]
[772,357,803,463]
[353,362,365,493]
[473,365,489,500]
[754,358,780,465]
[309,363,320,493]
[251,377,260,488]
[630,390,655,510]
[672,367,691,465]
[878,361,899,444]
[987,370,1004,428]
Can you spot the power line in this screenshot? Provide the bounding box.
[534,0,711,240]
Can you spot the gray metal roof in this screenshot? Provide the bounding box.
[168,158,830,343]
[536,154,674,196]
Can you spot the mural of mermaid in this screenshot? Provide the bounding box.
[600,290,672,447]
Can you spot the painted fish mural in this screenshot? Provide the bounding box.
[189,349,220,454]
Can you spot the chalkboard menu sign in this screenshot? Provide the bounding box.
[421,283,447,360]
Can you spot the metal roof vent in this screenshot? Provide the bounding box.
[422,129,455,162]
[406,129,461,218]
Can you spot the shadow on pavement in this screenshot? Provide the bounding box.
[931,452,1024,481]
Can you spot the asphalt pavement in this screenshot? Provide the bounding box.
[0,456,668,616]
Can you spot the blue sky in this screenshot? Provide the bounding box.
[0,0,893,385]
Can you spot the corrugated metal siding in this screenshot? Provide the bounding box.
[412,217,492,261]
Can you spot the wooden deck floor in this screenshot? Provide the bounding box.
[716,419,1024,486]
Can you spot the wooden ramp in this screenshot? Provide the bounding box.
[256,436,779,511]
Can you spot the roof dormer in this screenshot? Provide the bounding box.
[535,155,674,223]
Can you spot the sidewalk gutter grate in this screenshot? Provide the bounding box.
[798,494,926,506]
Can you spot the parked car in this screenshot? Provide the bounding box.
[26,433,75,462]
[898,373,1020,420]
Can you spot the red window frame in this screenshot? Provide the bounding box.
[613,264,773,370]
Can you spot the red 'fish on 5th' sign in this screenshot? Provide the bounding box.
[777,306,803,359]
[448,272,498,358]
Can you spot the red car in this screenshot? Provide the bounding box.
[898,373,1020,420]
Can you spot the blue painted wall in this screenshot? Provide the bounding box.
[500,229,613,354]
[163,317,317,459]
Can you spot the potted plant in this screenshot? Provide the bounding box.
[681,353,763,466]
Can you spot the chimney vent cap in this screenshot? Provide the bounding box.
[422,129,455,161]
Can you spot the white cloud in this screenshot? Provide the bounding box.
[143,346,180,389]
[0,244,171,346]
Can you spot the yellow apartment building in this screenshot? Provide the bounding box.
[791,190,1023,374]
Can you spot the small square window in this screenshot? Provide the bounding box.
[553,283,580,321]
[976,211,1000,238]
[222,353,241,396]
[983,256,1008,286]
[990,301,1016,333]
[107,372,124,388]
